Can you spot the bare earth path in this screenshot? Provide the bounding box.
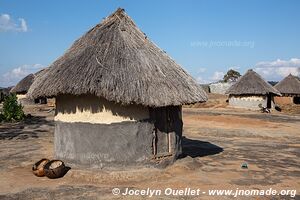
[0,105,299,199]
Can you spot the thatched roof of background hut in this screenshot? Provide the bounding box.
[10,68,49,94]
[0,86,13,95]
[274,74,300,95]
[28,8,207,107]
[226,69,281,96]
[10,74,35,94]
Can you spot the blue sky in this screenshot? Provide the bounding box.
[0,0,300,87]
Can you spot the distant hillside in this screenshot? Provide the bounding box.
[268,81,278,86]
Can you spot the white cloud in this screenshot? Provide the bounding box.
[195,67,208,83]
[255,58,300,68]
[0,14,28,32]
[254,58,300,81]
[229,66,240,70]
[0,64,45,87]
[19,18,28,32]
[211,71,224,81]
[196,70,225,84]
[196,76,209,84]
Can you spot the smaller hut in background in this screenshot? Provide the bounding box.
[10,69,48,104]
[10,73,34,95]
[226,69,281,110]
[274,74,300,104]
[10,74,35,104]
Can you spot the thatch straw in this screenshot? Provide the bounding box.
[275,74,300,95]
[226,69,281,96]
[28,8,207,107]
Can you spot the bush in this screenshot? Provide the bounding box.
[0,113,4,122]
[0,94,25,122]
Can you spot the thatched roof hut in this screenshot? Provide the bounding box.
[10,68,49,104]
[274,74,300,104]
[28,8,207,167]
[274,74,300,96]
[10,74,35,94]
[226,69,281,96]
[226,69,280,109]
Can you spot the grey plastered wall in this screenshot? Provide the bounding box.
[55,121,155,167]
[209,82,233,94]
[229,95,267,110]
[229,95,276,110]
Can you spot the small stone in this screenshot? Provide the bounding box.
[241,162,248,169]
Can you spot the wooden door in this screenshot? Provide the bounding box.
[150,106,181,157]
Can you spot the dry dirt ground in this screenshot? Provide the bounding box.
[0,103,299,200]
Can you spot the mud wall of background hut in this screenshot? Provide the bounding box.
[274,96,294,105]
[228,95,271,110]
[16,94,35,105]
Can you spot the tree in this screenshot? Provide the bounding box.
[0,93,25,122]
[223,69,241,82]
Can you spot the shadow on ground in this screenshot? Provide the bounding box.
[0,116,54,140]
[179,136,223,159]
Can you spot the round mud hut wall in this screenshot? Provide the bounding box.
[228,95,274,110]
[54,94,183,167]
[274,96,293,105]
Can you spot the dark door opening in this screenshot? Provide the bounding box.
[267,94,272,108]
[294,97,300,104]
[150,106,182,157]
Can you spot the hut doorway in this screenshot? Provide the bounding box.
[150,106,183,157]
[267,94,272,108]
[294,97,300,104]
[0,92,3,102]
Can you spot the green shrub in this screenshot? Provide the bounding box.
[1,94,25,122]
[0,113,4,122]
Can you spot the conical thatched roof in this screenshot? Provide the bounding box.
[28,8,207,107]
[226,69,281,96]
[274,74,300,95]
[11,68,49,94]
[10,74,35,94]
[0,86,13,95]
